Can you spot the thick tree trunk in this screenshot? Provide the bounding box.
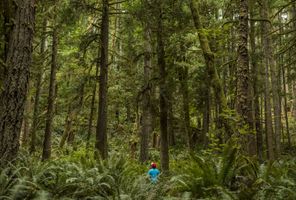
[157,3,169,172]
[30,18,47,153]
[260,0,274,160]
[42,26,58,161]
[0,0,35,166]
[139,27,152,163]
[237,0,256,155]
[95,0,109,159]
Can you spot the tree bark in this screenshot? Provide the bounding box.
[1,0,12,85]
[139,26,152,163]
[157,2,169,172]
[95,0,109,160]
[237,0,256,155]
[42,26,58,161]
[21,86,31,146]
[0,0,35,166]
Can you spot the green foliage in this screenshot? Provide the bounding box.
[2,144,296,199]
[170,141,296,200]
[0,151,156,200]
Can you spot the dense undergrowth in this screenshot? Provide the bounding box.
[1,141,296,200]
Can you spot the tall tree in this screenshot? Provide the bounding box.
[278,13,291,148]
[157,1,169,172]
[250,0,263,160]
[0,0,35,165]
[95,0,109,159]
[260,0,275,160]
[178,59,192,149]
[42,24,58,161]
[86,64,99,150]
[236,0,256,155]
[189,0,229,138]
[30,17,47,153]
[139,26,152,163]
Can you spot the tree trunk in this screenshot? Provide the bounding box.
[139,26,152,163]
[260,0,275,160]
[0,0,35,166]
[167,96,175,146]
[261,0,282,157]
[282,64,291,147]
[202,72,210,146]
[278,14,291,148]
[42,26,58,161]
[189,0,229,137]
[269,36,281,157]
[2,0,13,62]
[30,18,47,153]
[67,83,85,145]
[236,0,256,155]
[95,0,109,160]
[179,66,192,149]
[292,4,296,119]
[157,2,169,172]
[250,0,263,161]
[21,87,31,146]
[59,104,73,148]
[86,64,99,150]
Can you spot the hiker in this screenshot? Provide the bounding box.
[148,162,160,183]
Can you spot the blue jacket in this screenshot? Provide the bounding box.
[148,168,160,183]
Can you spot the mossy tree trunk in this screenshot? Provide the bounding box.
[237,0,256,155]
[189,0,229,139]
[0,0,35,166]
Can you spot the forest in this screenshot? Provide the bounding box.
[0,0,296,199]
